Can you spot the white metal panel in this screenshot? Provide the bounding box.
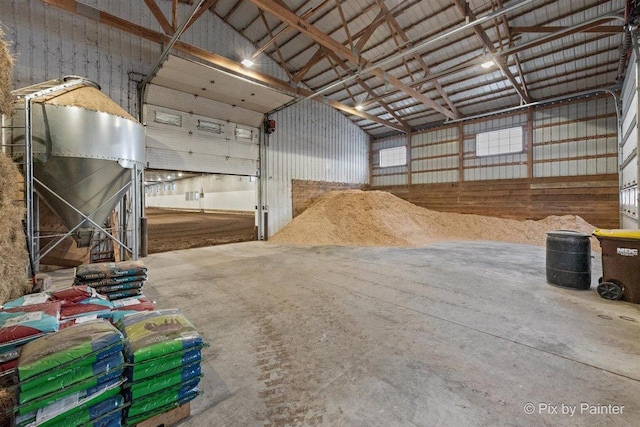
[266,99,369,236]
[146,84,263,128]
[150,56,293,123]
[6,0,158,118]
[144,104,259,176]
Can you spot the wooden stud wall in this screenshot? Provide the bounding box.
[375,174,619,229]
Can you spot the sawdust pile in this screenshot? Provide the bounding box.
[36,85,136,121]
[0,154,31,305]
[0,27,14,116]
[271,190,599,249]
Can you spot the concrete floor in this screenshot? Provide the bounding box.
[133,240,640,427]
[47,240,640,426]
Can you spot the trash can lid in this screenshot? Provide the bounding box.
[546,230,591,238]
[593,228,640,240]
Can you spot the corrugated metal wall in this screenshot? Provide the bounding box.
[463,113,528,181]
[412,126,459,184]
[532,97,617,178]
[3,0,370,236]
[371,96,619,185]
[4,1,158,115]
[621,49,639,229]
[267,99,369,235]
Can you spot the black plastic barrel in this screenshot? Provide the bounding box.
[546,231,591,289]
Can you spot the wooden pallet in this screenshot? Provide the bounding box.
[136,403,191,427]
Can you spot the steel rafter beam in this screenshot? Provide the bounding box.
[40,0,405,132]
[510,25,623,34]
[246,0,457,119]
[452,0,530,103]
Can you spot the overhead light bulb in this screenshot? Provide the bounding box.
[355,104,364,111]
[241,58,254,67]
[481,60,495,69]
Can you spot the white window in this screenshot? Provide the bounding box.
[235,128,253,140]
[476,126,523,156]
[379,146,407,167]
[197,120,223,134]
[154,110,182,127]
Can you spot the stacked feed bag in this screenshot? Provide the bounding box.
[109,297,156,324]
[51,286,114,325]
[116,309,204,425]
[75,261,147,301]
[0,300,61,373]
[14,320,126,427]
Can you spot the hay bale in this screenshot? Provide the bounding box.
[0,154,31,305]
[0,27,14,116]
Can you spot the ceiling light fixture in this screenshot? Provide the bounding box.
[355,104,364,111]
[241,58,254,67]
[481,60,495,69]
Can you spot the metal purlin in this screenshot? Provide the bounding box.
[11,77,140,269]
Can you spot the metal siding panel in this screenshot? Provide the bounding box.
[267,100,369,236]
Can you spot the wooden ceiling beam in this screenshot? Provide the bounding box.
[246,0,457,119]
[183,0,219,32]
[293,47,326,82]
[335,0,353,50]
[378,0,459,117]
[326,50,411,130]
[452,0,530,103]
[222,0,243,22]
[258,9,294,81]
[251,0,332,59]
[41,0,406,132]
[143,0,175,34]
[494,0,529,107]
[172,0,178,30]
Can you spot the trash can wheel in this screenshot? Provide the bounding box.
[597,281,623,300]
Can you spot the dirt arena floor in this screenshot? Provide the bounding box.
[145,208,255,254]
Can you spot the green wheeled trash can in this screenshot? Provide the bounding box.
[593,229,640,303]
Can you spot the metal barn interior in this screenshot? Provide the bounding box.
[1,0,640,426]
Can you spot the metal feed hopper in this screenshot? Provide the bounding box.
[2,77,144,264]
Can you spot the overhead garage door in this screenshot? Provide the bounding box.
[143,55,293,176]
